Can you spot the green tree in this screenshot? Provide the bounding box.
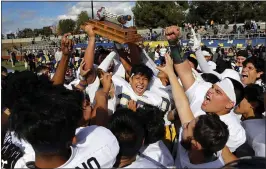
[187,1,266,24]
[7,33,15,39]
[17,28,34,38]
[132,1,187,28]
[57,19,76,35]
[42,26,52,37]
[17,30,24,38]
[33,28,43,37]
[25,28,34,38]
[76,11,90,32]
[2,34,5,39]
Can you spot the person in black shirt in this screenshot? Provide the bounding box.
[27,53,36,72]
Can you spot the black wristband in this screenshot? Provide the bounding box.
[168,40,186,64]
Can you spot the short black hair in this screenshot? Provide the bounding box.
[201,73,220,84]
[2,71,51,110]
[237,50,248,58]
[194,113,229,157]
[227,77,245,106]
[243,57,265,73]
[245,84,263,103]
[130,64,153,81]
[108,108,144,157]
[215,60,232,74]
[201,46,213,57]
[244,84,264,117]
[36,65,49,74]
[9,85,84,154]
[136,105,165,145]
[94,47,110,65]
[1,66,7,74]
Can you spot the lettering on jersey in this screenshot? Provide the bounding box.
[75,157,100,169]
[1,132,24,169]
[117,93,148,109]
[161,97,171,113]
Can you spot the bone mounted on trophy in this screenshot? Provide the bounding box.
[80,7,142,44]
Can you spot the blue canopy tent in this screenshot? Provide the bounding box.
[181,38,265,48]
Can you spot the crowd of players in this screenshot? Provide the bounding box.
[1,24,266,169]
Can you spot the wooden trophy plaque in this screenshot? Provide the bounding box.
[82,7,142,44]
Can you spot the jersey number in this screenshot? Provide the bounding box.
[75,157,100,169]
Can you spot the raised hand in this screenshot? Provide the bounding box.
[79,59,91,78]
[61,33,74,56]
[100,71,113,93]
[165,25,185,64]
[81,24,95,38]
[189,28,201,52]
[165,25,181,42]
[128,100,137,112]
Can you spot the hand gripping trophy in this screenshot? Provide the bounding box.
[81,7,142,44]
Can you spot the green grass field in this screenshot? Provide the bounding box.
[2,61,28,72]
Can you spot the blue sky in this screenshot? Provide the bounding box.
[2,1,135,34]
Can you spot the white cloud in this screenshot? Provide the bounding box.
[2,2,135,35]
[59,2,134,21]
[57,14,77,20]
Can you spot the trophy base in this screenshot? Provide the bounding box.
[85,19,142,44]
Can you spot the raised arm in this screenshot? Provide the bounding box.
[157,54,194,125]
[52,33,73,85]
[127,42,142,65]
[74,59,91,91]
[90,71,112,127]
[81,24,96,70]
[165,26,195,91]
[119,55,132,76]
[190,29,221,78]
[80,24,97,84]
[114,42,132,77]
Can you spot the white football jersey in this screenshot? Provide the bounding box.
[24,126,119,168]
[149,76,173,113]
[65,65,100,104]
[112,75,163,110]
[112,62,126,79]
[141,49,159,76]
[85,76,100,105]
[148,76,174,125]
[58,126,119,168]
[124,155,164,168]
[2,131,35,169]
[139,140,174,167]
[185,80,246,152]
[64,77,100,105]
[242,119,266,157]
